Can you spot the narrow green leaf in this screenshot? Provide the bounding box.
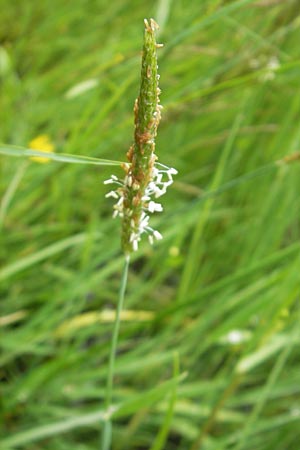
[113,372,187,419]
[0,373,187,449]
[236,334,299,374]
[0,233,101,282]
[0,410,106,449]
[0,145,122,166]
[150,352,180,450]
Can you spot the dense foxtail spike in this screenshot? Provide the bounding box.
[104,19,177,253]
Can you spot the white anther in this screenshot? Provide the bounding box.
[153,230,163,240]
[148,201,163,213]
[105,191,119,199]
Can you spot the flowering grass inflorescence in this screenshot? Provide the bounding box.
[105,18,177,254]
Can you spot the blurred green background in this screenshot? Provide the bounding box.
[1,0,300,449]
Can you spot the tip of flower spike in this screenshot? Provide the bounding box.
[144,18,159,32]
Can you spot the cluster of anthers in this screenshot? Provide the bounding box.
[104,162,177,251]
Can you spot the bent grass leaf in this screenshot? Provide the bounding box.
[0,373,186,449]
[236,334,299,374]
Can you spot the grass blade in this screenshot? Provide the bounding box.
[0,145,122,166]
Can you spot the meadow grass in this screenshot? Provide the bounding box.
[1,1,300,449]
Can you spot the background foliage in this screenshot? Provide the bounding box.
[1,0,300,449]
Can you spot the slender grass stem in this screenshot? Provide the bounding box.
[105,254,130,408]
[101,254,130,450]
[0,160,28,229]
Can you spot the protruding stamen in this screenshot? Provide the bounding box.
[148,201,163,213]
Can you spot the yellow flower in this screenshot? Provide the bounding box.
[28,134,55,163]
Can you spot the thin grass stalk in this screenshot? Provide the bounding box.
[101,254,130,450]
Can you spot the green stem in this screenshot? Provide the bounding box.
[101,254,130,450]
[0,160,28,229]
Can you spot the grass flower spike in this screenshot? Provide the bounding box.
[105,18,177,254]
